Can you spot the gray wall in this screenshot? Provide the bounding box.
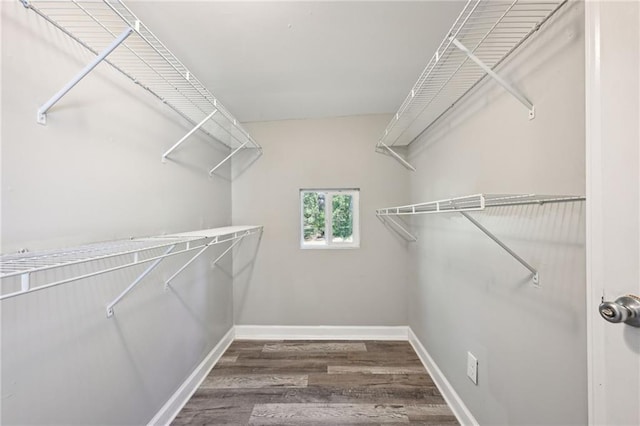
[407,2,587,425]
[232,115,410,326]
[1,3,236,424]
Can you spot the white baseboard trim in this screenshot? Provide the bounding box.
[408,328,478,426]
[148,327,235,426]
[234,325,409,341]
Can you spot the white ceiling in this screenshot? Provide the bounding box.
[128,1,465,123]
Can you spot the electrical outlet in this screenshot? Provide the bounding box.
[467,352,478,385]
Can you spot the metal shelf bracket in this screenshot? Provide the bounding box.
[376,142,416,171]
[380,216,418,242]
[451,38,535,120]
[106,244,175,318]
[209,140,250,175]
[162,110,218,162]
[459,211,539,285]
[163,243,213,290]
[211,234,245,266]
[37,27,133,125]
[164,230,252,290]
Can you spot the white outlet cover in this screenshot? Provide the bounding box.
[467,352,478,385]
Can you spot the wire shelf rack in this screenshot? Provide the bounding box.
[1,237,188,279]
[0,226,262,312]
[376,193,584,285]
[23,0,261,154]
[376,193,585,216]
[379,0,566,149]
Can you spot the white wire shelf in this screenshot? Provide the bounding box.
[376,194,585,285]
[0,225,263,316]
[379,0,567,150]
[376,193,585,216]
[22,0,261,170]
[162,226,263,239]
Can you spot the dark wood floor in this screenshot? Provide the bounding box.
[172,340,458,425]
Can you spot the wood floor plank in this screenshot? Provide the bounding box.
[308,373,436,389]
[249,403,410,424]
[263,342,367,352]
[211,359,329,375]
[217,358,328,368]
[237,352,352,361]
[347,351,420,362]
[201,374,308,389]
[172,340,458,425]
[328,366,426,375]
[217,355,239,365]
[171,402,253,425]
[188,387,448,406]
[224,341,278,354]
[405,404,458,423]
[364,341,415,351]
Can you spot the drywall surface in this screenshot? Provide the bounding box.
[232,115,410,326]
[406,2,587,425]
[1,3,236,424]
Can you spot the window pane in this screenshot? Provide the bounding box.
[302,192,326,244]
[332,194,353,243]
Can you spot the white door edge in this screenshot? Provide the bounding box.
[585,1,604,424]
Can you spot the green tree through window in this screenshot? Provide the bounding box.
[332,194,353,241]
[301,189,359,248]
[303,192,325,242]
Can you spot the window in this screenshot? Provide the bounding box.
[300,189,360,249]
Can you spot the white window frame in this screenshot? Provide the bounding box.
[300,188,360,249]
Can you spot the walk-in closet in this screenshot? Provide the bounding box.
[2,1,639,425]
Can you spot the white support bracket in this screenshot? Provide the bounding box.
[451,38,536,120]
[164,231,249,290]
[380,215,418,242]
[106,244,175,318]
[162,109,218,162]
[209,140,249,175]
[37,27,133,125]
[376,142,416,171]
[210,233,246,266]
[21,273,30,292]
[459,211,539,285]
[164,241,214,290]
